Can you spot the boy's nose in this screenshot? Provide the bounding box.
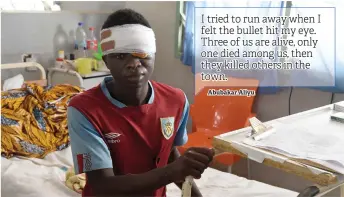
[126,57,142,70]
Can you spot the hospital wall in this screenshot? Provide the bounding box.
[1,2,344,195]
[1,1,125,81]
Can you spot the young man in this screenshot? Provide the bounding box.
[68,9,215,197]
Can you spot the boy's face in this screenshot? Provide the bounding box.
[104,53,155,88]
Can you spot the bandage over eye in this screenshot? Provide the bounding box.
[100,24,156,57]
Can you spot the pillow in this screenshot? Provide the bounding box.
[3,74,24,91]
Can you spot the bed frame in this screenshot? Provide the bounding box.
[1,62,47,87]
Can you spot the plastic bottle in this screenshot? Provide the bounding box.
[53,24,69,57]
[74,22,87,58]
[55,50,65,68]
[87,27,98,57]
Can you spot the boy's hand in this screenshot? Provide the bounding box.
[169,147,215,182]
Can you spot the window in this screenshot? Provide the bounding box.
[175,1,186,58]
[175,1,292,61]
[177,0,344,92]
[0,0,60,11]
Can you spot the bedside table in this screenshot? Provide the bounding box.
[81,71,111,90]
[48,68,111,90]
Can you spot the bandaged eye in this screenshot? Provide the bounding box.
[100,24,156,57]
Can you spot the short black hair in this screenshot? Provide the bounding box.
[102,8,151,30]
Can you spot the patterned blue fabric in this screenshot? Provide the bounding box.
[19,140,45,155]
[1,115,19,126]
[33,107,46,131]
[1,92,27,99]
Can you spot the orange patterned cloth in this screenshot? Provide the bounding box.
[1,83,82,158]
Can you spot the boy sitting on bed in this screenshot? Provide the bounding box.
[67,9,215,197]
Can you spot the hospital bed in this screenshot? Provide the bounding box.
[1,62,298,197]
[213,102,344,197]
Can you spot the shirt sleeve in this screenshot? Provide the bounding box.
[173,93,189,146]
[67,106,113,174]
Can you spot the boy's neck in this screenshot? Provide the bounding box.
[107,80,150,106]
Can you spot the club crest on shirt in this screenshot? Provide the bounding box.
[160,117,175,140]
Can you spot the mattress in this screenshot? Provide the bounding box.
[1,147,297,197]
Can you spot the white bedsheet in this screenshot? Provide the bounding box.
[1,147,297,197]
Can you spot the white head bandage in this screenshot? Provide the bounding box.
[100,24,156,56]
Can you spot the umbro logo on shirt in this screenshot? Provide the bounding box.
[104,132,121,144]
